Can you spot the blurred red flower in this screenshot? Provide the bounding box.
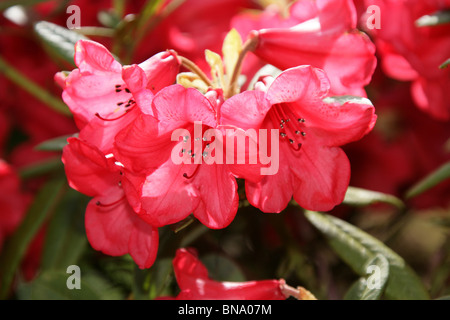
[364,0,450,121]
[169,248,286,300]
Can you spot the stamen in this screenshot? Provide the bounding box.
[270,104,307,152]
[95,108,134,121]
[96,195,126,207]
[292,143,302,151]
[183,165,201,179]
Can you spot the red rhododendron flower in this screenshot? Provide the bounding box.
[170,248,286,300]
[62,138,159,269]
[0,160,29,251]
[221,65,377,213]
[346,81,450,209]
[56,39,181,153]
[115,85,262,229]
[0,161,47,281]
[233,0,377,96]
[0,111,10,157]
[364,0,450,120]
[57,39,180,126]
[136,0,258,72]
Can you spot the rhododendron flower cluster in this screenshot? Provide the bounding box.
[2,0,449,302]
[60,18,376,268]
[363,0,450,121]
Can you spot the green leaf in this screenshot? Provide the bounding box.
[40,189,89,271]
[201,254,246,282]
[406,161,450,199]
[0,0,48,11]
[344,254,389,300]
[136,0,166,30]
[34,21,88,65]
[19,157,64,180]
[343,186,405,209]
[96,255,135,293]
[440,58,450,69]
[415,10,450,27]
[323,95,373,107]
[0,179,67,299]
[35,134,74,152]
[0,56,71,116]
[98,10,122,28]
[16,270,124,300]
[305,211,430,300]
[146,258,174,300]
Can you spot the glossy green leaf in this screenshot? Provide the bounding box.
[343,186,405,209]
[34,21,88,65]
[40,189,89,271]
[415,10,450,27]
[145,258,174,300]
[16,271,124,300]
[19,157,64,180]
[323,95,373,107]
[405,161,450,199]
[98,10,122,28]
[440,58,450,69]
[344,254,389,300]
[0,56,71,116]
[0,0,47,11]
[202,254,246,282]
[305,211,430,300]
[35,134,74,152]
[0,179,67,299]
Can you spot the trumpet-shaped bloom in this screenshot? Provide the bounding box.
[0,160,29,251]
[221,65,377,213]
[170,248,286,300]
[233,0,377,96]
[56,40,181,152]
[114,85,262,229]
[62,138,159,269]
[364,0,450,120]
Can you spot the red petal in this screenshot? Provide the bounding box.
[86,188,159,269]
[152,85,217,128]
[291,144,350,211]
[138,50,181,94]
[62,138,117,197]
[192,164,239,229]
[220,90,270,130]
[173,248,285,300]
[114,114,174,174]
[139,161,199,227]
[74,40,121,74]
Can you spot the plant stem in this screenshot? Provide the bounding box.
[74,27,116,37]
[180,56,214,88]
[226,34,259,99]
[0,55,71,116]
[19,157,64,180]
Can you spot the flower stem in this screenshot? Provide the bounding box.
[279,279,318,300]
[0,55,71,116]
[180,56,214,88]
[226,34,259,99]
[74,27,116,37]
